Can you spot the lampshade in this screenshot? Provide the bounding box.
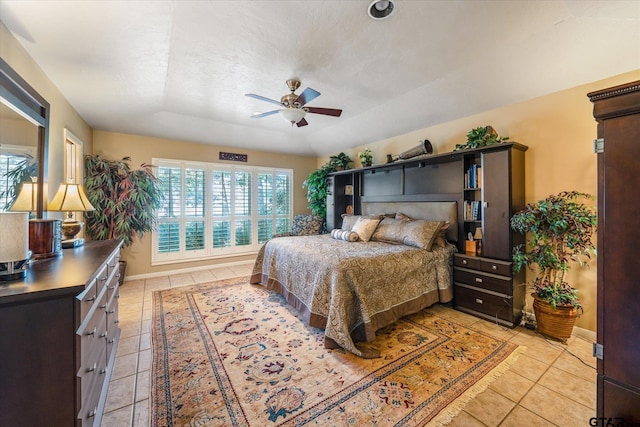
[48,183,95,212]
[279,107,306,125]
[9,181,39,212]
[0,212,29,262]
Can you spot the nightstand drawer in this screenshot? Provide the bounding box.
[454,285,513,322]
[454,267,512,295]
[479,259,512,277]
[454,255,481,270]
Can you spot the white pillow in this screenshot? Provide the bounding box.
[351,217,381,242]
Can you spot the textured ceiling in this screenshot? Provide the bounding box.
[1,1,639,156]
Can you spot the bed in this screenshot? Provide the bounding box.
[250,201,458,358]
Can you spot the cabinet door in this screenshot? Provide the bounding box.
[481,149,511,260]
[326,176,335,230]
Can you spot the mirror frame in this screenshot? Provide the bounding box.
[0,58,50,218]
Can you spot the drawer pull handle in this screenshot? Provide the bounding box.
[100,304,107,309]
[108,309,116,314]
[100,277,108,282]
[86,296,95,302]
[115,320,120,324]
[108,339,115,344]
[491,265,497,270]
[475,278,483,283]
[108,285,115,290]
[100,369,107,375]
[100,332,108,338]
[475,298,483,304]
[86,327,97,336]
[88,406,98,418]
[87,363,97,373]
[462,259,467,265]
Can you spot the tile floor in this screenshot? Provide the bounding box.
[101,260,597,426]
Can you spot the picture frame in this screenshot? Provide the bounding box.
[345,185,353,195]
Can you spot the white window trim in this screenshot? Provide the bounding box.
[151,158,293,265]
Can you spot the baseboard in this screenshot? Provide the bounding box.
[124,258,255,282]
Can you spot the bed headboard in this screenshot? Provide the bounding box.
[362,201,458,242]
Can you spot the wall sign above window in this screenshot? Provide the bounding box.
[219,152,248,162]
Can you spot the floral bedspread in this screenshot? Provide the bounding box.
[250,234,456,358]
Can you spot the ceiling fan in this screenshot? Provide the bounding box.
[245,79,342,127]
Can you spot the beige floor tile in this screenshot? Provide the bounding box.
[499,406,555,427]
[509,354,550,382]
[135,370,150,402]
[138,348,152,372]
[145,276,171,288]
[112,352,138,380]
[488,370,535,403]
[101,404,133,427]
[520,384,595,426]
[448,410,487,426]
[467,319,519,341]
[104,374,136,413]
[510,333,563,366]
[462,388,516,426]
[117,334,140,357]
[120,322,142,338]
[140,332,151,351]
[552,349,597,383]
[169,272,196,287]
[133,399,150,427]
[190,269,216,283]
[210,266,238,280]
[537,366,596,409]
[141,318,151,334]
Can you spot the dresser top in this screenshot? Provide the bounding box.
[0,239,122,304]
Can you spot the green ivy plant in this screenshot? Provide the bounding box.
[454,125,509,151]
[328,152,353,170]
[84,155,163,247]
[510,191,597,310]
[302,163,334,218]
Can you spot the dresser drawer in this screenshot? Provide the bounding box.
[454,285,513,322]
[77,280,98,321]
[78,344,107,426]
[479,259,512,277]
[95,264,109,296]
[454,267,512,295]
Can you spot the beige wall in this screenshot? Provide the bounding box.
[1,22,93,209]
[92,131,317,276]
[329,69,640,332]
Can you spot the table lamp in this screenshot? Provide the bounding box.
[48,182,95,248]
[9,179,62,259]
[0,212,30,281]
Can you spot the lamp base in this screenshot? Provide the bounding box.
[29,219,62,259]
[62,238,85,249]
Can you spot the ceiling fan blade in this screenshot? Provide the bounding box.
[296,118,309,127]
[306,107,342,117]
[295,87,321,106]
[250,110,279,118]
[245,93,282,107]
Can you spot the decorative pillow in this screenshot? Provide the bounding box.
[330,229,359,242]
[395,212,449,248]
[291,214,324,236]
[351,216,381,242]
[341,214,361,231]
[374,214,444,250]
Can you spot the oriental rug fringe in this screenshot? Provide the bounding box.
[151,277,523,426]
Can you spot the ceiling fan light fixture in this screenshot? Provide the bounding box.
[280,107,306,125]
[368,0,395,20]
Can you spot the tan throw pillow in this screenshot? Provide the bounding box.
[395,212,449,248]
[401,220,445,250]
[371,217,405,243]
[351,216,381,242]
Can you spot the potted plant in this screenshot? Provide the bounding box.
[510,191,597,343]
[84,155,163,284]
[358,148,373,167]
[454,125,509,151]
[302,163,334,218]
[328,152,353,171]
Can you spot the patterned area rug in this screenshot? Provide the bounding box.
[151,277,523,426]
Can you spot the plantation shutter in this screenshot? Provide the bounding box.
[157,166,181,253]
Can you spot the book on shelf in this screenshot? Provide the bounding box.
[465,164,482,189]
[464,200,481,221]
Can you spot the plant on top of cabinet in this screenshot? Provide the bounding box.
[358,148,373,167]
[510,191,597,342]
[454,125,509,151]
[328,152,353,170]
[303,162,334,218]
[84,154,163,247]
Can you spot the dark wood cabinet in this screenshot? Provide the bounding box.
[589,80,640,423]
[0,239,123,426]
[326,143,527,327]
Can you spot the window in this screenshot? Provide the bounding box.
[152,159,293,264]
[0,145,37,211]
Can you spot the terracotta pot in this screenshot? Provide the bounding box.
[531,293,578,344]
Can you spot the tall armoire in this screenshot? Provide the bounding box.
[588,80,640,422]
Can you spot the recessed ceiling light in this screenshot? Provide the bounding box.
[368,0,395,20]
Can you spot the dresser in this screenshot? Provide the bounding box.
[0,239,123,426]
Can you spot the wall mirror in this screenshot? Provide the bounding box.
[0,58,49,218]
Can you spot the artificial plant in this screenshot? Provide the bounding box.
[454,125,509,151]
[83,155,162,247]
[328,152,353,170]
[510,191,597,310]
